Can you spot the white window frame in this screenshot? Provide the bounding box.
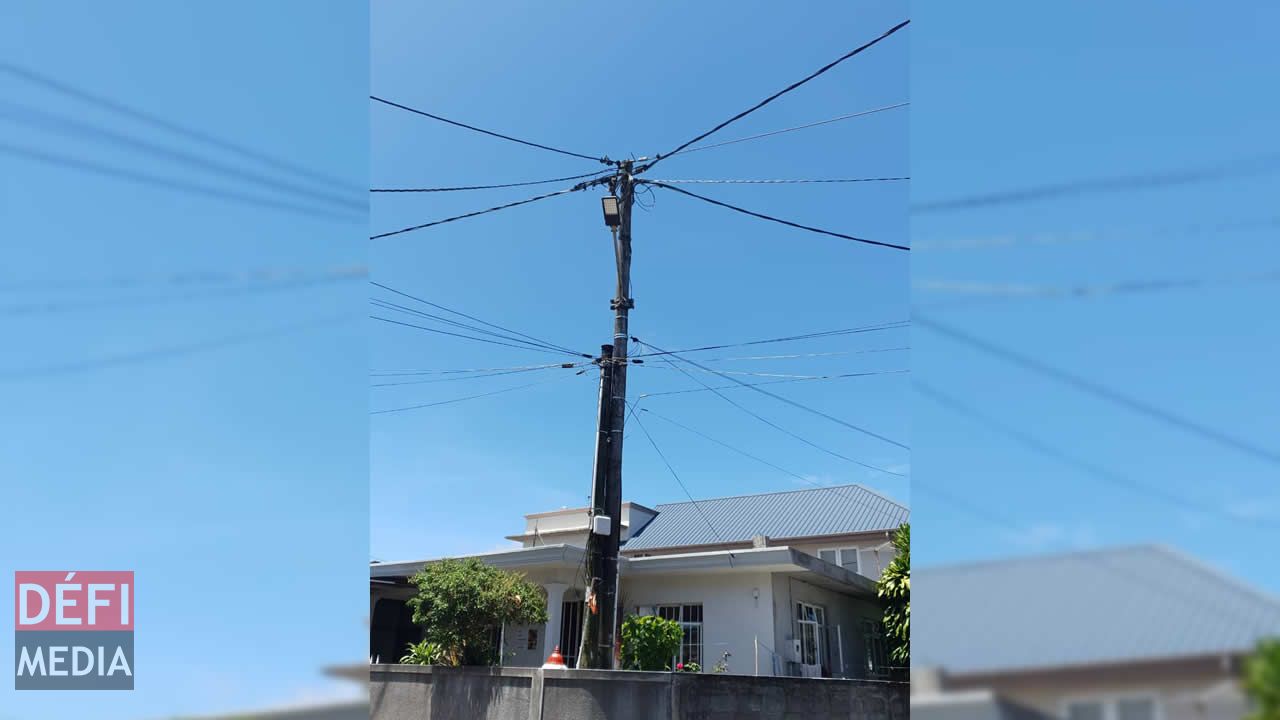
[1060,693,1163,720]
[795,601,826,670]
[655,603,703,669]
[817,547,861,574]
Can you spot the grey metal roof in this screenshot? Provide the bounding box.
[620,484,908,551]
[914,545,1280,676]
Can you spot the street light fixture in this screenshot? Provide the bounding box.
[601,196,621,227]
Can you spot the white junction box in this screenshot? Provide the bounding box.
[591,515,612,536]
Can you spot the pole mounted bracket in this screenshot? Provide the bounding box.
[610,298,635,310]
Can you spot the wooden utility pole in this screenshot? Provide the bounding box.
[579,162,634,669]
[578,343,614,668]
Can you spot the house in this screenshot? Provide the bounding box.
[369,483,908,679]
[912,545,1280,720]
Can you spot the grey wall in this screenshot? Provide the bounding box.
[370,664,907,720]
[770,573,886,679]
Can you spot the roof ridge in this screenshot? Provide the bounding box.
[917,543,1162,574]
[1151,544,1280,611]
[652,482,906,510]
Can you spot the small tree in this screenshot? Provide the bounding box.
[1244,638,1280,720]
[407,557,548,666]
[878,522,909,666]
[620,614,684,671]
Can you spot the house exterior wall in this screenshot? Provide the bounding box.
[621,571,777,676]
[941,657,1248,720]
[786,532,897,581]
[770,574,887,680]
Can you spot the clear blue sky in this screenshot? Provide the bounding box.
[1,2,366,717]
[912,1,1280,595]
[370,0,911,562]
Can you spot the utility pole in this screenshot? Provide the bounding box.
[579,161,635,669]
[578,343,614,668]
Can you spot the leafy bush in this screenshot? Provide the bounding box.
[407,557,548,666]
[399,639,444,666]
[1245,638,1280,720]
[877,523,910,665]
[676,661,701,673]
[620,614,683,671]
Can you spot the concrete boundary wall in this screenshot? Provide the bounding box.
[370,664,908,720]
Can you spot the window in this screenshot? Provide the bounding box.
[860,618,889,678]
[795,602,826,669]
[817,547,860,573]
[657,604,703,667]
[1067,702,1106,720]
[1065,697,1159,720]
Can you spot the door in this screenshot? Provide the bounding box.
[795,602,824,677]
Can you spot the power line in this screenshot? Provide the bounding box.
[692,348,909,363]
[911,152,1280,214]
[0,100,362,213]
[0,314,348,381]
[916,315,1280,468]
[369,179,607,240]
[370,95,608,164]
[662,102,909,158]
[916,382,1271,528]
[641,365,904,380]
[370,281,591,358]
[3,270,363,316]
[370,361,574,377]
[630,321,908,358]
[627,402,733,552]
[643,177,909,185]
[640,351,904,478]
[371,298,577,356]
[637,370,909,399]
[646,181,909,251]
[1,62,358,195]
[369,315,576,357]
[637,338,908,451]
[0,140,355,222]
[371,373,582,416]
[914,268,1280,309]
[370,364,583,388]
[638,19,909,174]
[371,169,612,193]
[640,407,898,512]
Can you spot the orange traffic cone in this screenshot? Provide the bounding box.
[542,645,567,669]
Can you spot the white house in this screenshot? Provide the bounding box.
[912,545,1280,720]
[370,483,908,679]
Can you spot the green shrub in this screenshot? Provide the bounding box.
[399,639,444,666]
[407,557,548,666]
[620,615,683,671]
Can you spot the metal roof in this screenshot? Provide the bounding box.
[620,484,908,551]
[914,545,1280,676]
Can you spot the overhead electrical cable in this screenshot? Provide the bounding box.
[916,315,1280,467]
[1,62,357,194]
[637,338,908,451]
[370,298,577,356]
[371,169,612,193]
[643,177,909,185]
[369,315,577,357]
[370,95,608,164]
[630,321,908,358]
[637,369,909,399]
[370,281,590,357]
[369,178,609,240]
[371,373,582,416]
[662,102,909,158]
[638,19,909,174]
[645,181,909,251]
[640,351,904,478]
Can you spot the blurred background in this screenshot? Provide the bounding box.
[912,2,1280,719]
[0,2,367,718]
